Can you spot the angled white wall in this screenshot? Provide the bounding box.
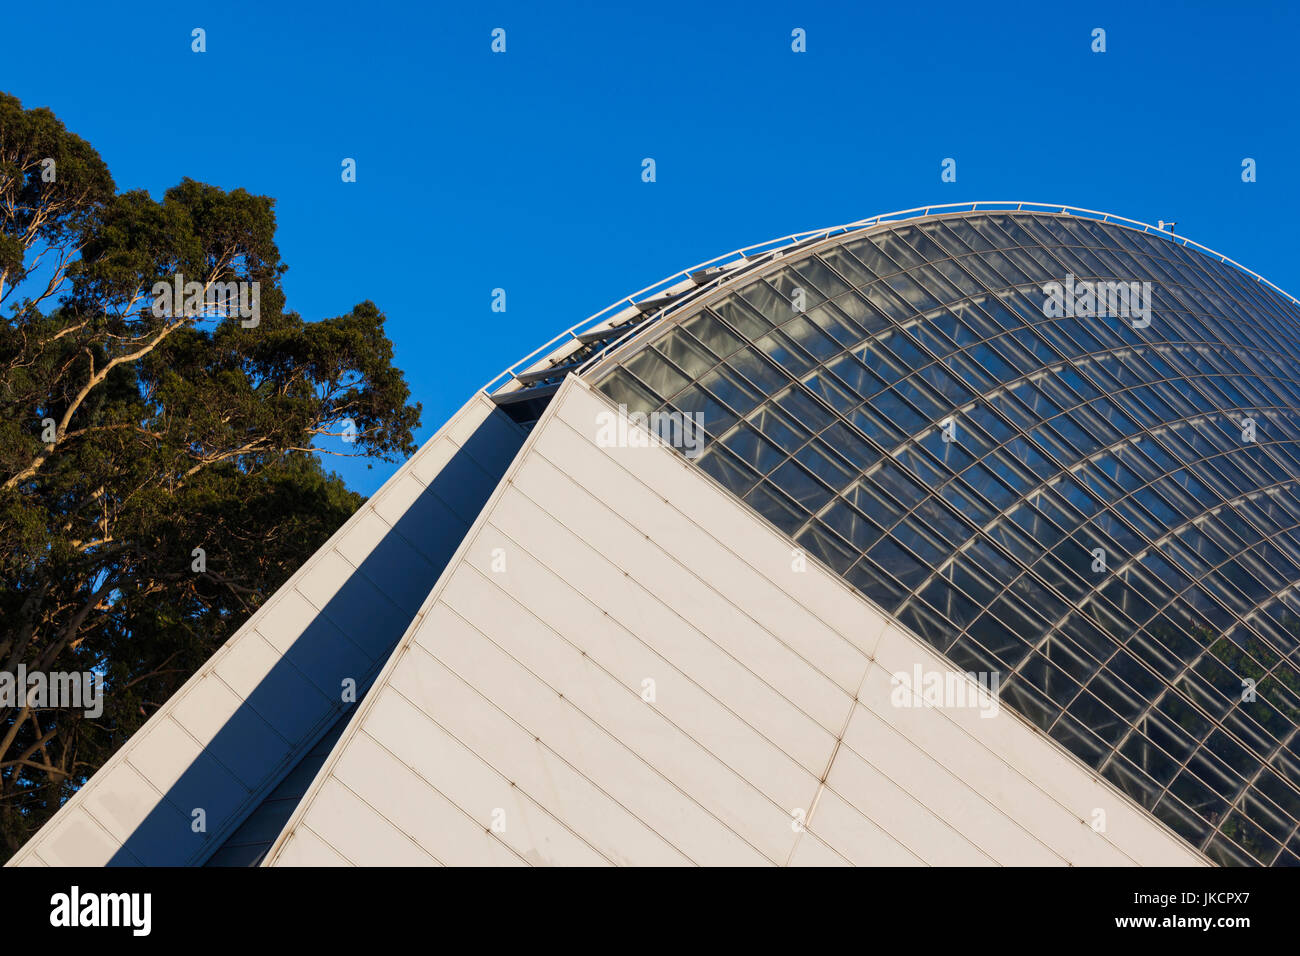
[9,393,526,867]
[265,378,1206,867]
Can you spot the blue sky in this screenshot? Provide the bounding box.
[5,0,1298,494]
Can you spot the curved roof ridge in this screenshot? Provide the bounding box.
[482,202,1300,402]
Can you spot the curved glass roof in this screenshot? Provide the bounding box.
[585,208,1300,866]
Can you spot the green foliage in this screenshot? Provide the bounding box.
[0,93,420,854]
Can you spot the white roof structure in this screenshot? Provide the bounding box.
[19,202,1300,866]
[263,378,1202,866]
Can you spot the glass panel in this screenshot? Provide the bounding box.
[626,347,690,398]
[597,367,661,415]
[658,329,717,378]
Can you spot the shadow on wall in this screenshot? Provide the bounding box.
[106,407,526,865]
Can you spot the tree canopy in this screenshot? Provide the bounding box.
[0,92,420,855]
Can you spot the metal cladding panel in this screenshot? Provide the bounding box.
[288,778,441,866]
[454,529,825,806]
[269,824,350,867]
[330,731,526,867]
[204,708,353,866]
[377,636,688,866]
[348,688,610,866]
[428,564,801,864]
[10,394,526,867]
[506,444,867,718]
[80,764,188,852]
[822,739,1007,865]
[800,789,925,866]
[484,472,846,767]
[265,379,1203,866]
[542,382,886,655]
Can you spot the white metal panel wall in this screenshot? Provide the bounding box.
[10,394,525,867]
[266,379,1207,867]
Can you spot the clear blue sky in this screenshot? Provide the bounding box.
[5,0,1297,494]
